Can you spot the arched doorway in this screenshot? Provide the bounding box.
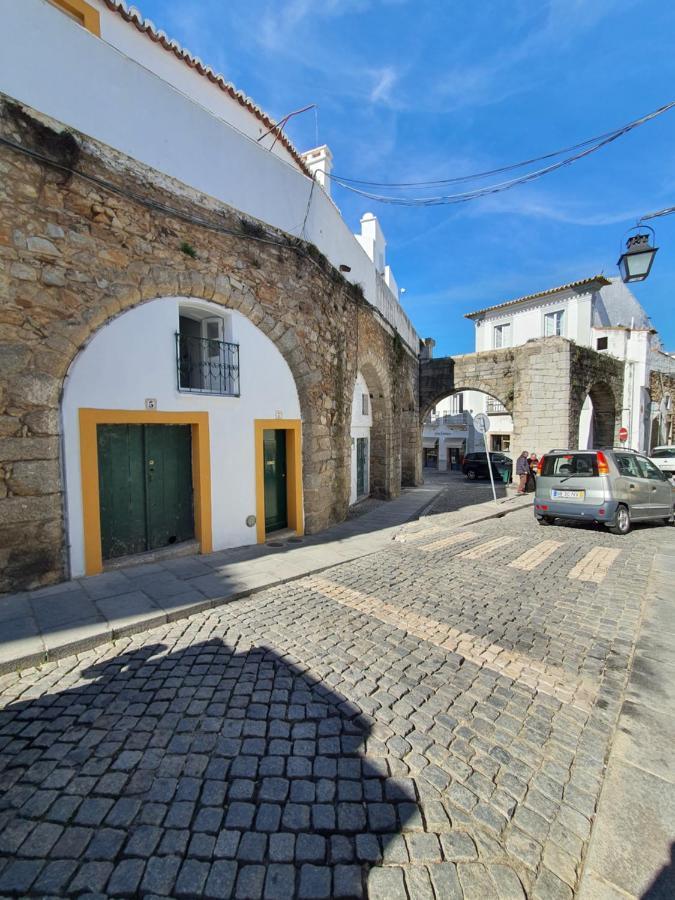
[357,358,394,499]
[61,296,303,577]
[577,382,616,449]
[349,371,372,504]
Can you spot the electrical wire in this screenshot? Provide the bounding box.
[328,100,675,205]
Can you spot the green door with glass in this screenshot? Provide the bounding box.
[356,437,368,498]
[97,424,194,560]
[263,429,288,532]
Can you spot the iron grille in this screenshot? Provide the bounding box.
[176,332,240,396]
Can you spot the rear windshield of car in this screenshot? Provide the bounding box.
[540,454,599,477]
[652,448,675,458]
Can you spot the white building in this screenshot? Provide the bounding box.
[1,0,418,578]
[464,275,661,454]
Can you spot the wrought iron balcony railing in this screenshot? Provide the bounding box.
[486,399,507,414]
[176,333,240,396]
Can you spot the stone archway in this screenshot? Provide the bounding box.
[576,381,617,449]
[400,381,421,487]
[356,354,394,499]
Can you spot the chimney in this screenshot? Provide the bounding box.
[420,337,436,360]
[300,145,333,196]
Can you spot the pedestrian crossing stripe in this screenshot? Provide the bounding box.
[418,531,479,552]
[509,540,564,571]
[568,546,621,583]
[458,536,517,559]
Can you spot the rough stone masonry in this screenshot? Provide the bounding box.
[0,96,422,593]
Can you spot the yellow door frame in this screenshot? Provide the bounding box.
[78,409,212,576]
[254,419,304,544]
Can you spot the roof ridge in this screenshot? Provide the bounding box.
[100,1,311,177]
[464,275,610,319]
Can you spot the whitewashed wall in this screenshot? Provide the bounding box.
[1,0,418,351]
[349,372,372,504]
[474,290,596,352]
[61,298,301,577]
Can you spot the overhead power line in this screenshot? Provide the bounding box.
[327,101,675,206]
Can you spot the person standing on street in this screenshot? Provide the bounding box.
[516,451,530,494]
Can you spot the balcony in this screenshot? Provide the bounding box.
[486,399,507,415]
[176,333,240,396]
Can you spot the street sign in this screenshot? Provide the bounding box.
[473,412,490,434]
[618,426,629,442]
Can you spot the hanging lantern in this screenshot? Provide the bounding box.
[617,226,658,283]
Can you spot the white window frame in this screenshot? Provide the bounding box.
[544,309,565,337]
[493,322,511,349]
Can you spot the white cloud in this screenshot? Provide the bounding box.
[369,67,398,104]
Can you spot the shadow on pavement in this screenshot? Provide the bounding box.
[642,841,675,899]
[0,638,421,897]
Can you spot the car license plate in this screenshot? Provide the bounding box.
[551,489,585,499]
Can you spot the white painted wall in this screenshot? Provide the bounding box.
[2,0,418,351]
[96,3,300,169]
[61,297,301,577]
[474,292,592,352]
[349,372,372,504]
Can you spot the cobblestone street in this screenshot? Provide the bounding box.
[0,500,672,899]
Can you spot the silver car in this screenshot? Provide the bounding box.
[534,448,674,534]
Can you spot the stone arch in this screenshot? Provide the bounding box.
[60,296,304,577]
[400,380,421,487]
[356,353,395,499]
[576,381,617,449]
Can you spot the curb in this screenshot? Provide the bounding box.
[1,489,449,676]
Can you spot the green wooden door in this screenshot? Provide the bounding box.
[97,424,194,560]
[356,437,368,497]
[263,429,288,532]
[145,425,194,550]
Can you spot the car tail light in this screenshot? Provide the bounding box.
[540,504,548,510]
[596,451,610,475]
[598,508,605,514]
[537,457,545,475]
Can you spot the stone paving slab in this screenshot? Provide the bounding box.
[0,481,531,675]
[577,543,675,900]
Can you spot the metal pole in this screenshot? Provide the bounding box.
[485,433,498,505]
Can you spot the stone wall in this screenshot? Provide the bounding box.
[0,97,420,592]
[419,338,624,458]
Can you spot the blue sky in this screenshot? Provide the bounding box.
[138,0,675,355]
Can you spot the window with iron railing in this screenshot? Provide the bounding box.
[486,398,507,414]
[176,332,240,396]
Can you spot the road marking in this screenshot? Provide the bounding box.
[458,536,517,559]
[395,525,448,543]
[418,531,478,552]
[307,575,595,709]
[509,540,564,571]
[568,547,621,584]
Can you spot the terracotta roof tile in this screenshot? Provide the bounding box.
[100,1,311,176]
[464,275,611,319]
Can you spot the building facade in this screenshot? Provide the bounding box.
[462,275,670,455]
[0,0,421,592]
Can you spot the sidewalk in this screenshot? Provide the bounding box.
[0,482,531,674]
[578,531,675,899]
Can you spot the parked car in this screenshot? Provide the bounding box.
[462,452,513,482]
[649,445,675,479]
[534,448,674,534]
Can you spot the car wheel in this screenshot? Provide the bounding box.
[608,504,631,535]
[466,469,477,480]
[537,516,553,526]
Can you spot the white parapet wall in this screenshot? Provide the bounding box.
[1,0,419,352]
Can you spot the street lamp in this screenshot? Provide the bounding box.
[617,227,658,283]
